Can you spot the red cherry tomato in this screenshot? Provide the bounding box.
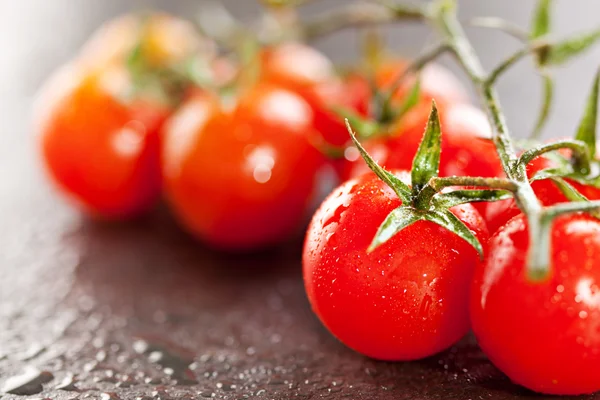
[162,84,325,250]
[303,171,489,360]
[37,64,169,218]
[471,213,600,395]
[343,103,504,180]
[485,154,600,233]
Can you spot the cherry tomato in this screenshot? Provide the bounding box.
[471,213,600,395]
[343,103,505,181]
[162,84,325,250]
[303,171,489,360]
[37,63,169,218]
[485,154,600,233]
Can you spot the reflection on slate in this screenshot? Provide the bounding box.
[1,1,600,399]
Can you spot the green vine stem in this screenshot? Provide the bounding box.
[416,176,518,209]
[301,2,425,41]
[517,139,591,174]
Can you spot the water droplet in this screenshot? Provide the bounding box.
[55,373,78,391]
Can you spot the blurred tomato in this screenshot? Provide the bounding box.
[79,12,216,71]
[162,84,325,250]
[37,63,169,218]
[260,43,371,147]
[374,59,468,107]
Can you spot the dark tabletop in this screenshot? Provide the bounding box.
[1,1,600,399]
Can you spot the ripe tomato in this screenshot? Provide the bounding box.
[303,171,489,360]
[342,102,505,183]
[471,213,600,395]
[37,63,169,218]
[162,84,325,250]
[484,154,600,233]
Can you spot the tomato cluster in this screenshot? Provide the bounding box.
[36,8,600,397]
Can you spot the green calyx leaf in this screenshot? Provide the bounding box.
[530,166,571,183]
[334,106,381,140]
[531,0,552,40]
[393,75,422,121]
[550,177,588,202]
[574,69,600,156]
[346,120,412,203]
[547,28,600,65]
[432,189,513,208]
[368,207,423,252]
[424,209,484,258]
[367,205,483,258]
[530,0,552,65]
[411,100,442,196]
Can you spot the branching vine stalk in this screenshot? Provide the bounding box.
[297,0,600,279]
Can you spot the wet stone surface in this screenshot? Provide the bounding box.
[1,194,596,400]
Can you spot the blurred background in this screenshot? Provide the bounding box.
[1,1,599,399]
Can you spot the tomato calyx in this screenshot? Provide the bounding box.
[335,76,422,143]
[347,100,513,257]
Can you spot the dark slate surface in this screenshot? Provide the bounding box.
[1,1,600,399]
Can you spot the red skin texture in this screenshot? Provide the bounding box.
[471,213,600,395]
[485,155,600,233]
[162,84,325,250]
[303,172,489,360]
[38,65,168,219]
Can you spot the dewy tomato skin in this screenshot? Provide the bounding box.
[471,214,600,395]
[37,64,168,219]
[303,172,488,361]
[162,85,325,250]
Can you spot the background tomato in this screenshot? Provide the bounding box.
[471,213,600,395]
[303,172,488,360]
[260,43,370,147]
[162,84,325,250]
[79,12,215,71]
[37,63,168,218]
[375,59,468,106]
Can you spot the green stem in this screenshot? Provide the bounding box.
[301,2,425,41]
[544,199,600,218]
[416,176,517,209]
[517,139,591,174]
[468,16,529,41]
[432,2,545,276]
[486,39,550,85]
